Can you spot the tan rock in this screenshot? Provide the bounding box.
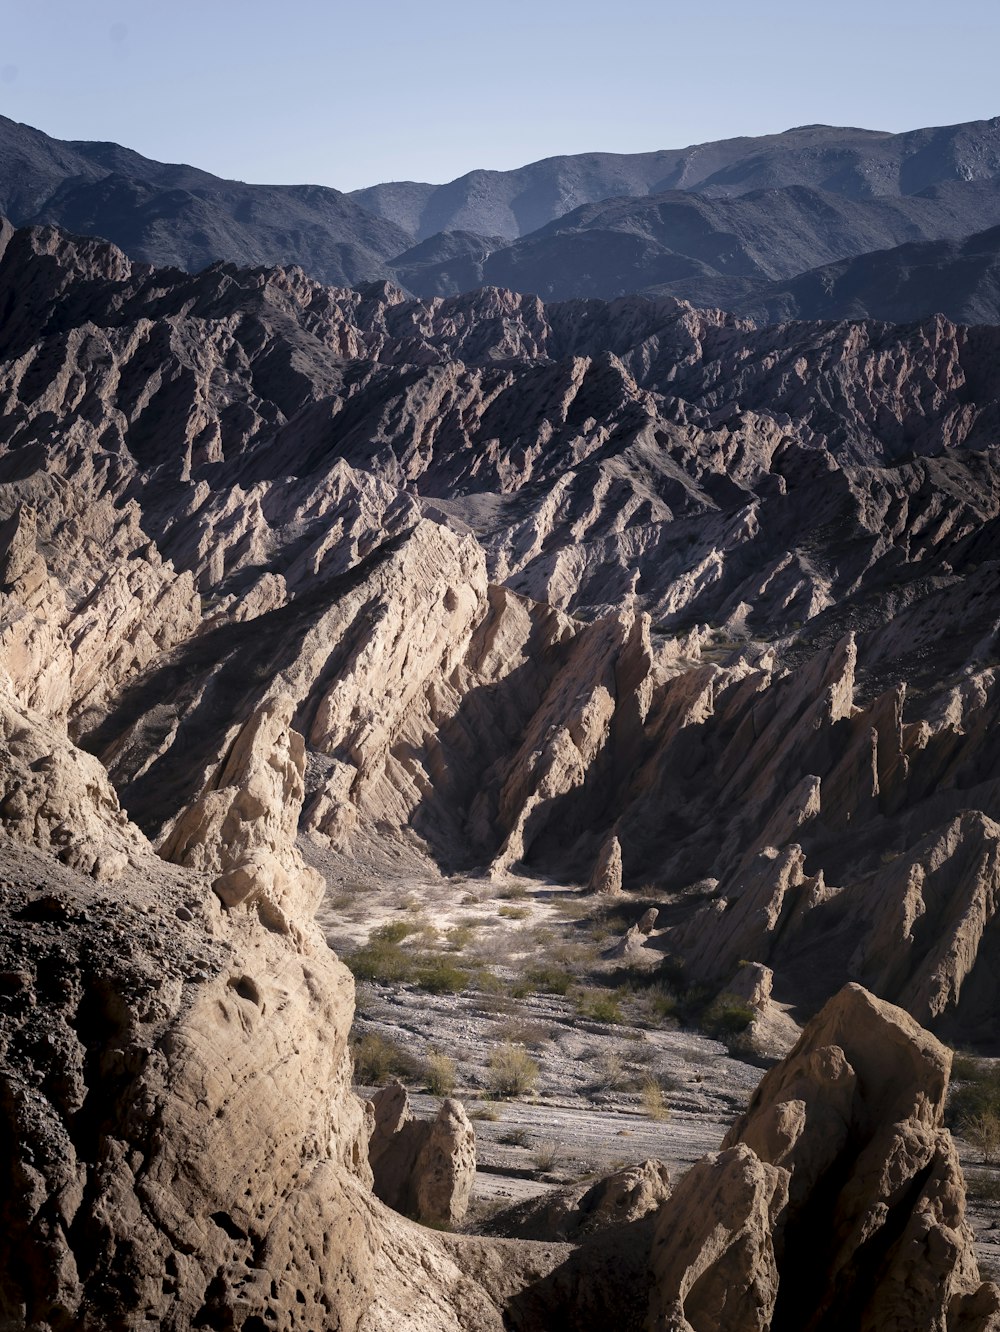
[647,1143,788,1332]
[368,1082,476,1227]
[648,985,1000,1332]
[159,694,323,926]
[484,1158,671,1242]
[589,834,624,895]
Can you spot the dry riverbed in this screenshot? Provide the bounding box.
[309,839,1000,1269]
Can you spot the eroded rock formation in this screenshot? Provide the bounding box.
[368,1082,477,1228]
[2,217,1000,1328]
[647,985,1000,1331]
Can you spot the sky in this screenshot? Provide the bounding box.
[1,0,999,192]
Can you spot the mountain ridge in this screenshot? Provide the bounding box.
[7,112,1000,328]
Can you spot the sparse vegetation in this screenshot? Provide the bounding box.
[947,1054,1000,1132]
[498,1127,531,1148]
[589,1047,642,1093]
[470,1103,501,1122]
[424,1050,457,1096]
[699,992,755,1039]
[531,1140,562,1172]
[346,934,419,984]
[640,1077,671,1122]
[486,1043,539,1098]
[966,1170,1000,1204]
[633,983,681,1026]
[372,920,420,944]
[351,1031,421,1085]
[516,964,573,997]
[498,904,530,920]
[415,958,469,994]
[495,1017,554,1048]
[578,990,625,1025]
[444,924,476,951]
[961,1109,1000,1165]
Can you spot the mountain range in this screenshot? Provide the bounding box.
[6,112,1000,321]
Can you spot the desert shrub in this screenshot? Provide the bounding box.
[498,883,529,901]
[578,991,625,1025]
[498,905,530,920]
[470,1103,501,1122]
[345,936,418,985]
[372,920,419,944]
[498,1127,531,1147]
[416,958,469,994]
[966,1170,1000,1204]
[424,1050,457,1096]
[486,1043,539,1098]
[961,1109,1000,1165]
[590,1049,634,1092]
[531,1141,561,1172]
[633,983,680,1026]
[518,964,573,996]
[952,1051,985,1082]
[947,1057,1000,1129]
[444,924,475,951]
[495,1017,555,1048]
[700,992,755,1038]
[351,1031,420,1085]
[472,986,519,1015]
[640,1076,671,1122]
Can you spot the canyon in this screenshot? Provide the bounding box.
[0,212,999,1328]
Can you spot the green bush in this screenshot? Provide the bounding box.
[444,924,476,951]
[519,964,573,996]
[947,1057,1000,1129]
[371,920,420,944]
[416,959,469,994]
[578,992,625,1025]
[700,992,755,1038]
[345,936,419,984]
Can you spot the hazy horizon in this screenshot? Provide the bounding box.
[3,0,999,192]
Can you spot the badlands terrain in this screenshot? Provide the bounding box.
[0,211,999,1328]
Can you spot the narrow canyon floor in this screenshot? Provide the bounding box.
[311,844,1000,1278]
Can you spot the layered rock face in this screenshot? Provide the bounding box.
[1,218,1000,1327]
[0,218,998,1034]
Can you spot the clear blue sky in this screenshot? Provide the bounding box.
[1,0,998,192]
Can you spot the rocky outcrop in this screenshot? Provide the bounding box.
[159,693,323,929]
[589,835,624,895]
[0,672,533,1331]
[368,1082,477,1228]
[0,681,143,881]
[647,984,1000,1331]
[483,1159,671,1242]
[725,963,801,1060]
